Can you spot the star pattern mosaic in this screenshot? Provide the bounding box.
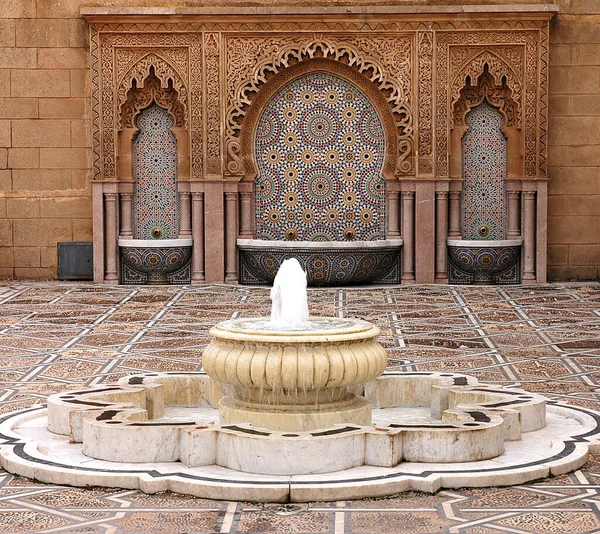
[133,104,180,240]
[255,71,386,242]
[2,282,600,533]
[461,102,508,240]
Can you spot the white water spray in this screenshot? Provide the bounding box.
[269,258,309,329]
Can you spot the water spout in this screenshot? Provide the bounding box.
[269,258,310,329]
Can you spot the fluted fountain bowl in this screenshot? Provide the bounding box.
[202,317,387,431]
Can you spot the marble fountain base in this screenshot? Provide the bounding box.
[1,371,599,503]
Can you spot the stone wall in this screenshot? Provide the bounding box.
[546,1,600,280]
[0,0,598,281]
[0,0,91,279]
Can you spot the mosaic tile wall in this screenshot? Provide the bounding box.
[461,102,508,240]
[254,71,386,242]
[133,104,180,240]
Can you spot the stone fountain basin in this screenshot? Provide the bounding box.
[447,238,522,283]
[2,370,599,502]
[237,238,403,286]
[202,317,387,431]
[118,238,193,284]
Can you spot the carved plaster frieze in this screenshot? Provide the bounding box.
[224,33,414,177]
[417,31,433,175]
[89,19,546,34]
[90,30,202,181]
[436,30,541,178]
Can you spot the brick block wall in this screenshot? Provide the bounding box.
[0,0,598,281]
[547,0,600,280]
[0,0,91,279]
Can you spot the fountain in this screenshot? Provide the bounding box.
[203,258,386,431]
[447,99,522,284]
[1,262,600,501]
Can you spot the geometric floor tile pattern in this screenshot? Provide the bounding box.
[1,282,600,533]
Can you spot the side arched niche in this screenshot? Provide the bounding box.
[449,65,522,180]
[239,58,399,240]
[114,61,195,285]
[117,66,190,185]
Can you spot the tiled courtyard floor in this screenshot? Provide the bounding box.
[1,282,600,533]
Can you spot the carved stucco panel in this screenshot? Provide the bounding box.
[436,31,540,178]
[203,32,221,175]
[417,31,433,175]
[224,33,414,178]
[92,30,202,181]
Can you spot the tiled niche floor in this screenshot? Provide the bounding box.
[1,282,600,533]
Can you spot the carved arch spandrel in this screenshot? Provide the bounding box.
[226,34,413,178]
[436,31,539,178]
[240,58,398,182]
[116,52,189,130]
[450,50,523,130]
[453,69,519,130]
[120,74,186,131]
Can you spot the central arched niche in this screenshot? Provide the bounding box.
[237,59,403,286]
[254,70,386,242]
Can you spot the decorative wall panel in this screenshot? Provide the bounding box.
[460,102,507,240]
[133,104,179,240]
[85,7,553,285]
[226,34,413,178]
[254,71,386,242]
[436,31,539,177]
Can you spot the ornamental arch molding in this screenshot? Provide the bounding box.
[116,53,189,131]
[120,73,186,131]
[240,58,399,182]
[226,35,413,177]
[450,51,523,130]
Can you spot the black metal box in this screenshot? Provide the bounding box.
[57,242,93,281]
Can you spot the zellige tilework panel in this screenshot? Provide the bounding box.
[255,71,386,242]
[461,102,508,240]
[133,104,180,240]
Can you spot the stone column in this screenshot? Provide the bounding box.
[203,182,225,283]
[191,192,205,282]
[401,191,415,282]
[225,192,239,283]
[239,192,253,239]
[523,191,536,281]
[119,193,133,238]
[104,193,119,283]
[448,191,461,239]
[415,181,436,283]
[387,191,400,237]
[435,191,449,282]
[507,190,521,238]
[179,191,192,238]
